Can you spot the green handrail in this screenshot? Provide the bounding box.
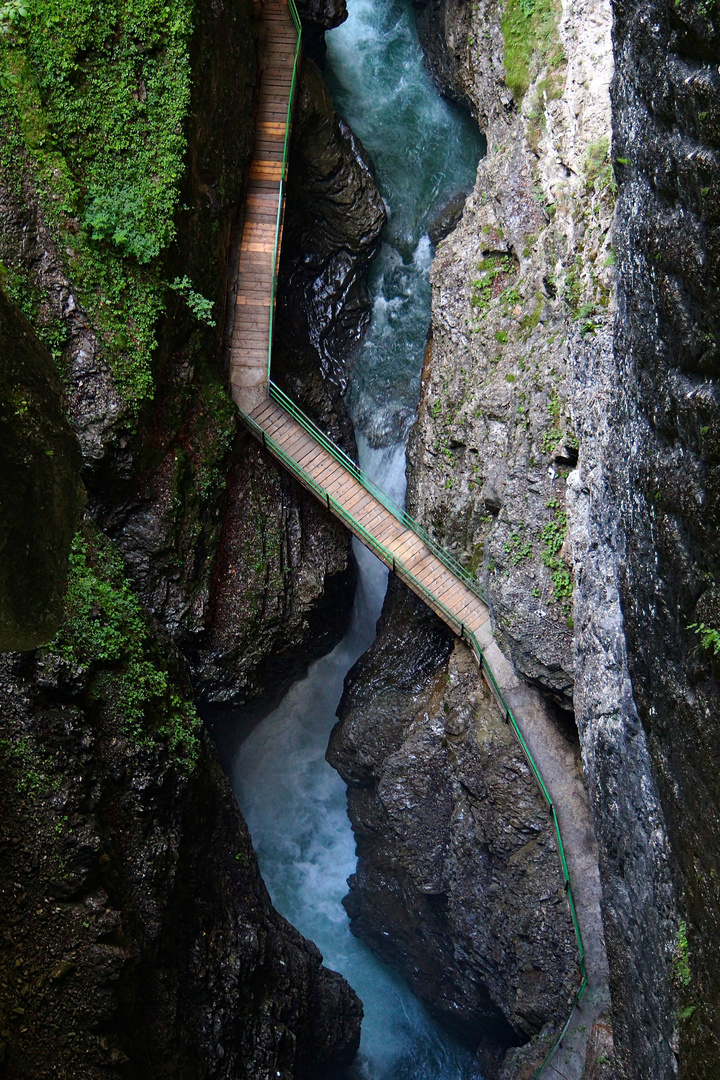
[246,1,587,1072]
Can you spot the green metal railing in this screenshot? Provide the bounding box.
[243,1,587,1072]
[269,380,487,601]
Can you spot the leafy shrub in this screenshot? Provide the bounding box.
[688,622,720,656]
[0,0,195,406]
[48,529,201,769]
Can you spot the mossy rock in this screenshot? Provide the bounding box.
[0,286,84,649]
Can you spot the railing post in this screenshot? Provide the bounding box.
[392,557,396,574]
[326,493,330,510]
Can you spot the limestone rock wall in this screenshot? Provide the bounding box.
[408,0,615,707]
[569,2,720,1076]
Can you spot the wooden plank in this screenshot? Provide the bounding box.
[276,428,317,461]
[338,486,371,517]
[357,504,396,538]
[326,474,360,503]
[309,457,346,489]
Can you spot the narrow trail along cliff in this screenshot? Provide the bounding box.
[230,0,610,1072]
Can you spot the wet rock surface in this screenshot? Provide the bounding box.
[568,2,720,1077]
[189,431,357,708]
[0,0,366,1074]
[0,290,85,650]
[272,58,386,452]
[328,582,578,1076]
[0,650,362,1079]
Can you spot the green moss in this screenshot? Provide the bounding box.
[471,254,516,316]
[0,0,199,408]
[673,920,692,989]
[0,734,52,797]
[0,260,69,363]
[520,292,543,338]
[539,497,572,600]
[501,0,563,103]
[45,526,201,769]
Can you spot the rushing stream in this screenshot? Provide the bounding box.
[232,0,483,1075]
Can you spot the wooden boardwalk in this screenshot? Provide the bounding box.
[247,399,495,649]
[228,0,497,650]
[230,0,297,413]
[228,4,608,1070]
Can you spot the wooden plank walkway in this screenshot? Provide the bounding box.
[230,0,297,413]
[247,399,495,648]
[228,8,609,1069]
[229,0,497,649]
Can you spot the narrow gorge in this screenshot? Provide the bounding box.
[0,0,718,1079]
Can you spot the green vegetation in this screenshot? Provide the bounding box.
[672,920,692,989]
[688,622,720,656]
[46,528,201,769]
[0,734,51,797]
[584,137,617,198]
[501,0,564,102]
[504,526,532,565]
[0,0,201,407]
[540,497,572,600]
[471,254,516,316]
[0,259,69,361]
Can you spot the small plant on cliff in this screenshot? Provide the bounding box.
[504,527,532,565]
[688,622,720,656]
[471,254,516,316]
[672,920,692,989]
[168,276,216,327]
[540,497,572,600]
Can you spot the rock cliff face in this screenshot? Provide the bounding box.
[0,0,366,1074]
[569,2,720,1077]
[325,0,616,1075]
[0,289,85,650]
[0,594,360,1079]
[329,583,578,1075]
[409,0,615,707]
[403,0,720,1077]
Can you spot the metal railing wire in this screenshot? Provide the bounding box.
[241,1,588,1073]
